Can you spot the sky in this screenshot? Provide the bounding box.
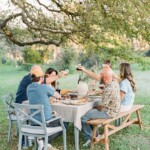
[0,0,10,10]
[0,0,50,10]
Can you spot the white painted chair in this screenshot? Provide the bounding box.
[2,93,17,142]
[14,103,67,150]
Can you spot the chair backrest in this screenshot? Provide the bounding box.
[2,93,15,119]
[14,103,47,134]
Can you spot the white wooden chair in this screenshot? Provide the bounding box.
[14,103,67,150]
[2,93,17,142]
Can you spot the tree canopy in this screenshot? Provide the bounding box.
[0,0,149,47]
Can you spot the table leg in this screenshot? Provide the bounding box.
[74,127,79,150]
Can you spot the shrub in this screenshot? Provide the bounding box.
[52,48,79,73]
[23,47,43,64]
[79,53,100,68]
[145,50,150,57]
[21,63,34,71]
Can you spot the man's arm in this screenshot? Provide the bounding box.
[78,66,102,81]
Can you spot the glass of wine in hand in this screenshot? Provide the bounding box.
[64,69,69,75]
[75,64,82,71]
[56,81,61,94]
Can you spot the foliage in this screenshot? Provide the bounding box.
[38,49,50,64]
[81,31,132,63]
[21,63,34,71]
[145,49,150,57]
[0,38,9,64]
[0,0,149,47]
[0,0,149,68]
[52,47,78,72]
[23,47,50,64]
[23,47,42,64]
[136,57,150,71]
[79,52,100,68]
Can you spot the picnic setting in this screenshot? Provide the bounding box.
[0,1,150,150]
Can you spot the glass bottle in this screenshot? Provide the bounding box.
[56,81,61,94]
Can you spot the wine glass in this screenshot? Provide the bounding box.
[75,64,82,71]
[64,69,69,75]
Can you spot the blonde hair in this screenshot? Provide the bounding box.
[119,63,136,92]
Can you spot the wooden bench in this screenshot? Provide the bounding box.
[87,105,144,150]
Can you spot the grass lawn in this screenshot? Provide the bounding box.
[0,65,150,150]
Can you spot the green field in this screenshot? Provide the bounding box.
[0,65,150,150]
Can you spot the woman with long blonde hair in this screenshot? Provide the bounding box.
[119,63,136,112]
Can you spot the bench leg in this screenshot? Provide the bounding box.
[90,125,97,150]
[104,124,109,150]
[136,110,143,130]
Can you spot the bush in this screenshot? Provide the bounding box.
[23,47,43,64]
[1,58,7,64]
[145,50,150,57]
[79,53,100,68]
[21,63,34,71]
[52,48,79,73]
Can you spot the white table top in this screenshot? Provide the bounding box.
[51,98,101,130]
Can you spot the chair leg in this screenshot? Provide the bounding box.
[63,129,67,150]
[16,121,19,136]
[34,137,38,150]
[24,135,28,148]
[18,133,22,150]
[44,136,48,150]
[8,120,12,142]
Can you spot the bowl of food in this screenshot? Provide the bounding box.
[69,93,78,100]
[61,89,70,95]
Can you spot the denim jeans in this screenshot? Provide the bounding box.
[47,119,63,143]
[81,108,112,141]
[32,119,63,144]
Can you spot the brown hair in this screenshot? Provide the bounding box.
[103,59,111,67]
[45,68,58,87]
[31,74,41,82]
[119,63,136,92]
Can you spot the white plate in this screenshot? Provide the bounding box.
[63,100,86,105]
[87,95,102,101]
[88,95,102,98]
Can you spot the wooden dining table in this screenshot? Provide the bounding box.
[51,97,102,150]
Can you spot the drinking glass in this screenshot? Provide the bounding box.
[64,69,69,74]
[75,64,82,71]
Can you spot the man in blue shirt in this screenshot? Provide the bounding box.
[27,67,62,150]
[15,65,42,104]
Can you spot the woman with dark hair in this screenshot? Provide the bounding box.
[119,63,136,112]
[45,68,58,88]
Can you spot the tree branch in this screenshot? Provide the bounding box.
[21,16,73,34]
[2,27,62,46]
[52,0,82,16]
[37,0,61,13]
[0,13,22,28]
